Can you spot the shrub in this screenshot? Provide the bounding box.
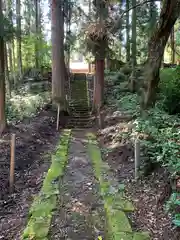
[121,65,132,76]
[118,93,180,176]
[6,91,50,123]
[159,67,180,114]
[112,72,127,85]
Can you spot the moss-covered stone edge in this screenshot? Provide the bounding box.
[86,132,150,240]
[22,129,71,240]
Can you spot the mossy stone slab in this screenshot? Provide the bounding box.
[133,232,150,240]
[108,210,132,233]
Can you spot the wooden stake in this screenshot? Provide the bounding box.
[135,138,140,180]
[10,134,16,193]
[97,104,103,129]
[56,104,60,131]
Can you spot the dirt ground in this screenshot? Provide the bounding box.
[1,102,179,240]
[98,106,180,240]
[0,106,59,240]
[49,130,105,239]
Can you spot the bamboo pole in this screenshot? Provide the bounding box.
[9,134,16,193]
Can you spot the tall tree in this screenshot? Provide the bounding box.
[126,0,130,62]
[141,0,180,109]
[0,0,6,133]
[64,0,72,69]
[51,0,66,110]
[16,0,22,78]
[131,0,137,67]
[34,0,41,69]
[149,0,157,36]
[170,26,175,63]
[92,0,108,110]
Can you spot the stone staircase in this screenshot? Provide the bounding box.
[67,73,93,128]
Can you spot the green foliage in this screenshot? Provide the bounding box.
[121,65,132,76]
[114,72,127,84]
[22,35,51,69]
[23,130,71,239]
[173,214,180,227]
[0,15,15,40]
[106,68,180,176]
[6,91,50,123]
[165,192,180,227]
[165,193,180,214]
[118,94,141,114]
[118,93,180,175]
[159,68,180,114]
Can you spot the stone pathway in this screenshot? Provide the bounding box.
[49,130,105,239]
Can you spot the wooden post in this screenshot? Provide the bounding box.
[9,134,16,193]
[97,104,103,129]
[56,104,60,131]
[135,138,140,180]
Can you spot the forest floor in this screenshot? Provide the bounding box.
[98,106,180,240]
[0,104,179,239]
[0,106,59,240]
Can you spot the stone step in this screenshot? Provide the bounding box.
[66,122,93,128]
[67,118,92,123]
[70,105,89,109]
[71,114,91,118]
[69,99,88,102]
[69,105,89,109]
[69,117,91,122]
[70,95,87,98]
[70,111,90,115]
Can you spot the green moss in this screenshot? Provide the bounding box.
[133,232,150,240]
[113,232,133,240]
[105,194,134,212]
[87,133,150,240]
[22,129,71,239]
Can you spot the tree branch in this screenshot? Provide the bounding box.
[110,0,160,34]
[120,0,160,19]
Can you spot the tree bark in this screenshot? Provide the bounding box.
[16,0,22,79]
[4,44,11,97]
[93,59,104,109]
[149,1,157,36]
[92,0,107,111]
[126,0,130,62]
[0,0,6,134]
[141,0,180,109]
[35,0,40,69]
[131,0,137,67]
[170,26,175,64]
[51,0,66,110]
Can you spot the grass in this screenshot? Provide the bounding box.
[86,133,150,240]
[22,129,71,239]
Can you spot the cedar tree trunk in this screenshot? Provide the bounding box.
[0,0,6,134]
[141,0,180,109]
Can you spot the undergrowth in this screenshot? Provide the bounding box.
[106,68,180,226]
[106,68,180,176]
[6,91,50,123]
[118,94,180,175]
